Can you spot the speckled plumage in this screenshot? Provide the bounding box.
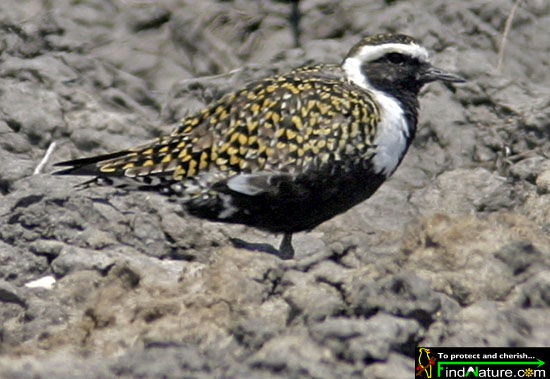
[55,33,465,259]
[95,65,379,180]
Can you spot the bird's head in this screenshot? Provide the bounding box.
[342,33,465,96]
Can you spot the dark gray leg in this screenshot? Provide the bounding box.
[230,233,295,259]
[278,233,294,259]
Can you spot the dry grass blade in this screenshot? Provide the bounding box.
[497,0,523,71]
[34,142,57,175]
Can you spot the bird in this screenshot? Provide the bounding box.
[54,33,465,260]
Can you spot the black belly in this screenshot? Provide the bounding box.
[185,165,387,234]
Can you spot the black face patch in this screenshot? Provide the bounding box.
[385,52,408,64]
[375,52,422,67]
[361,53,425,93]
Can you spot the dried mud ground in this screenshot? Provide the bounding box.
[1,0,550,378]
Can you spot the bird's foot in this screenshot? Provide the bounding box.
[230,233,295,260]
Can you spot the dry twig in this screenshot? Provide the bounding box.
[34,141,57,175]
[497,0,522,71]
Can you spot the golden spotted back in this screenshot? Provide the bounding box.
[76,64,381,188]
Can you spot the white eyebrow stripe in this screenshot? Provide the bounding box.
[353,43,429,63]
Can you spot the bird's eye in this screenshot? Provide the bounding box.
[386,53,407,64]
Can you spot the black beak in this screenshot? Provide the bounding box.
[421,65,466,83]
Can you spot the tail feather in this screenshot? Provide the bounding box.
[53,149,186,196]
[53,150,132,176]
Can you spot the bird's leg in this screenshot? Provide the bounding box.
[229,233,295,259]
[278,233,294,259]
[229,237,279,256]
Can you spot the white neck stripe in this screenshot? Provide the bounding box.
[341,44,419,177]
[352,43,429,63]
[342,56,369,89]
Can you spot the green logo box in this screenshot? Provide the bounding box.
[415,347,549,378]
